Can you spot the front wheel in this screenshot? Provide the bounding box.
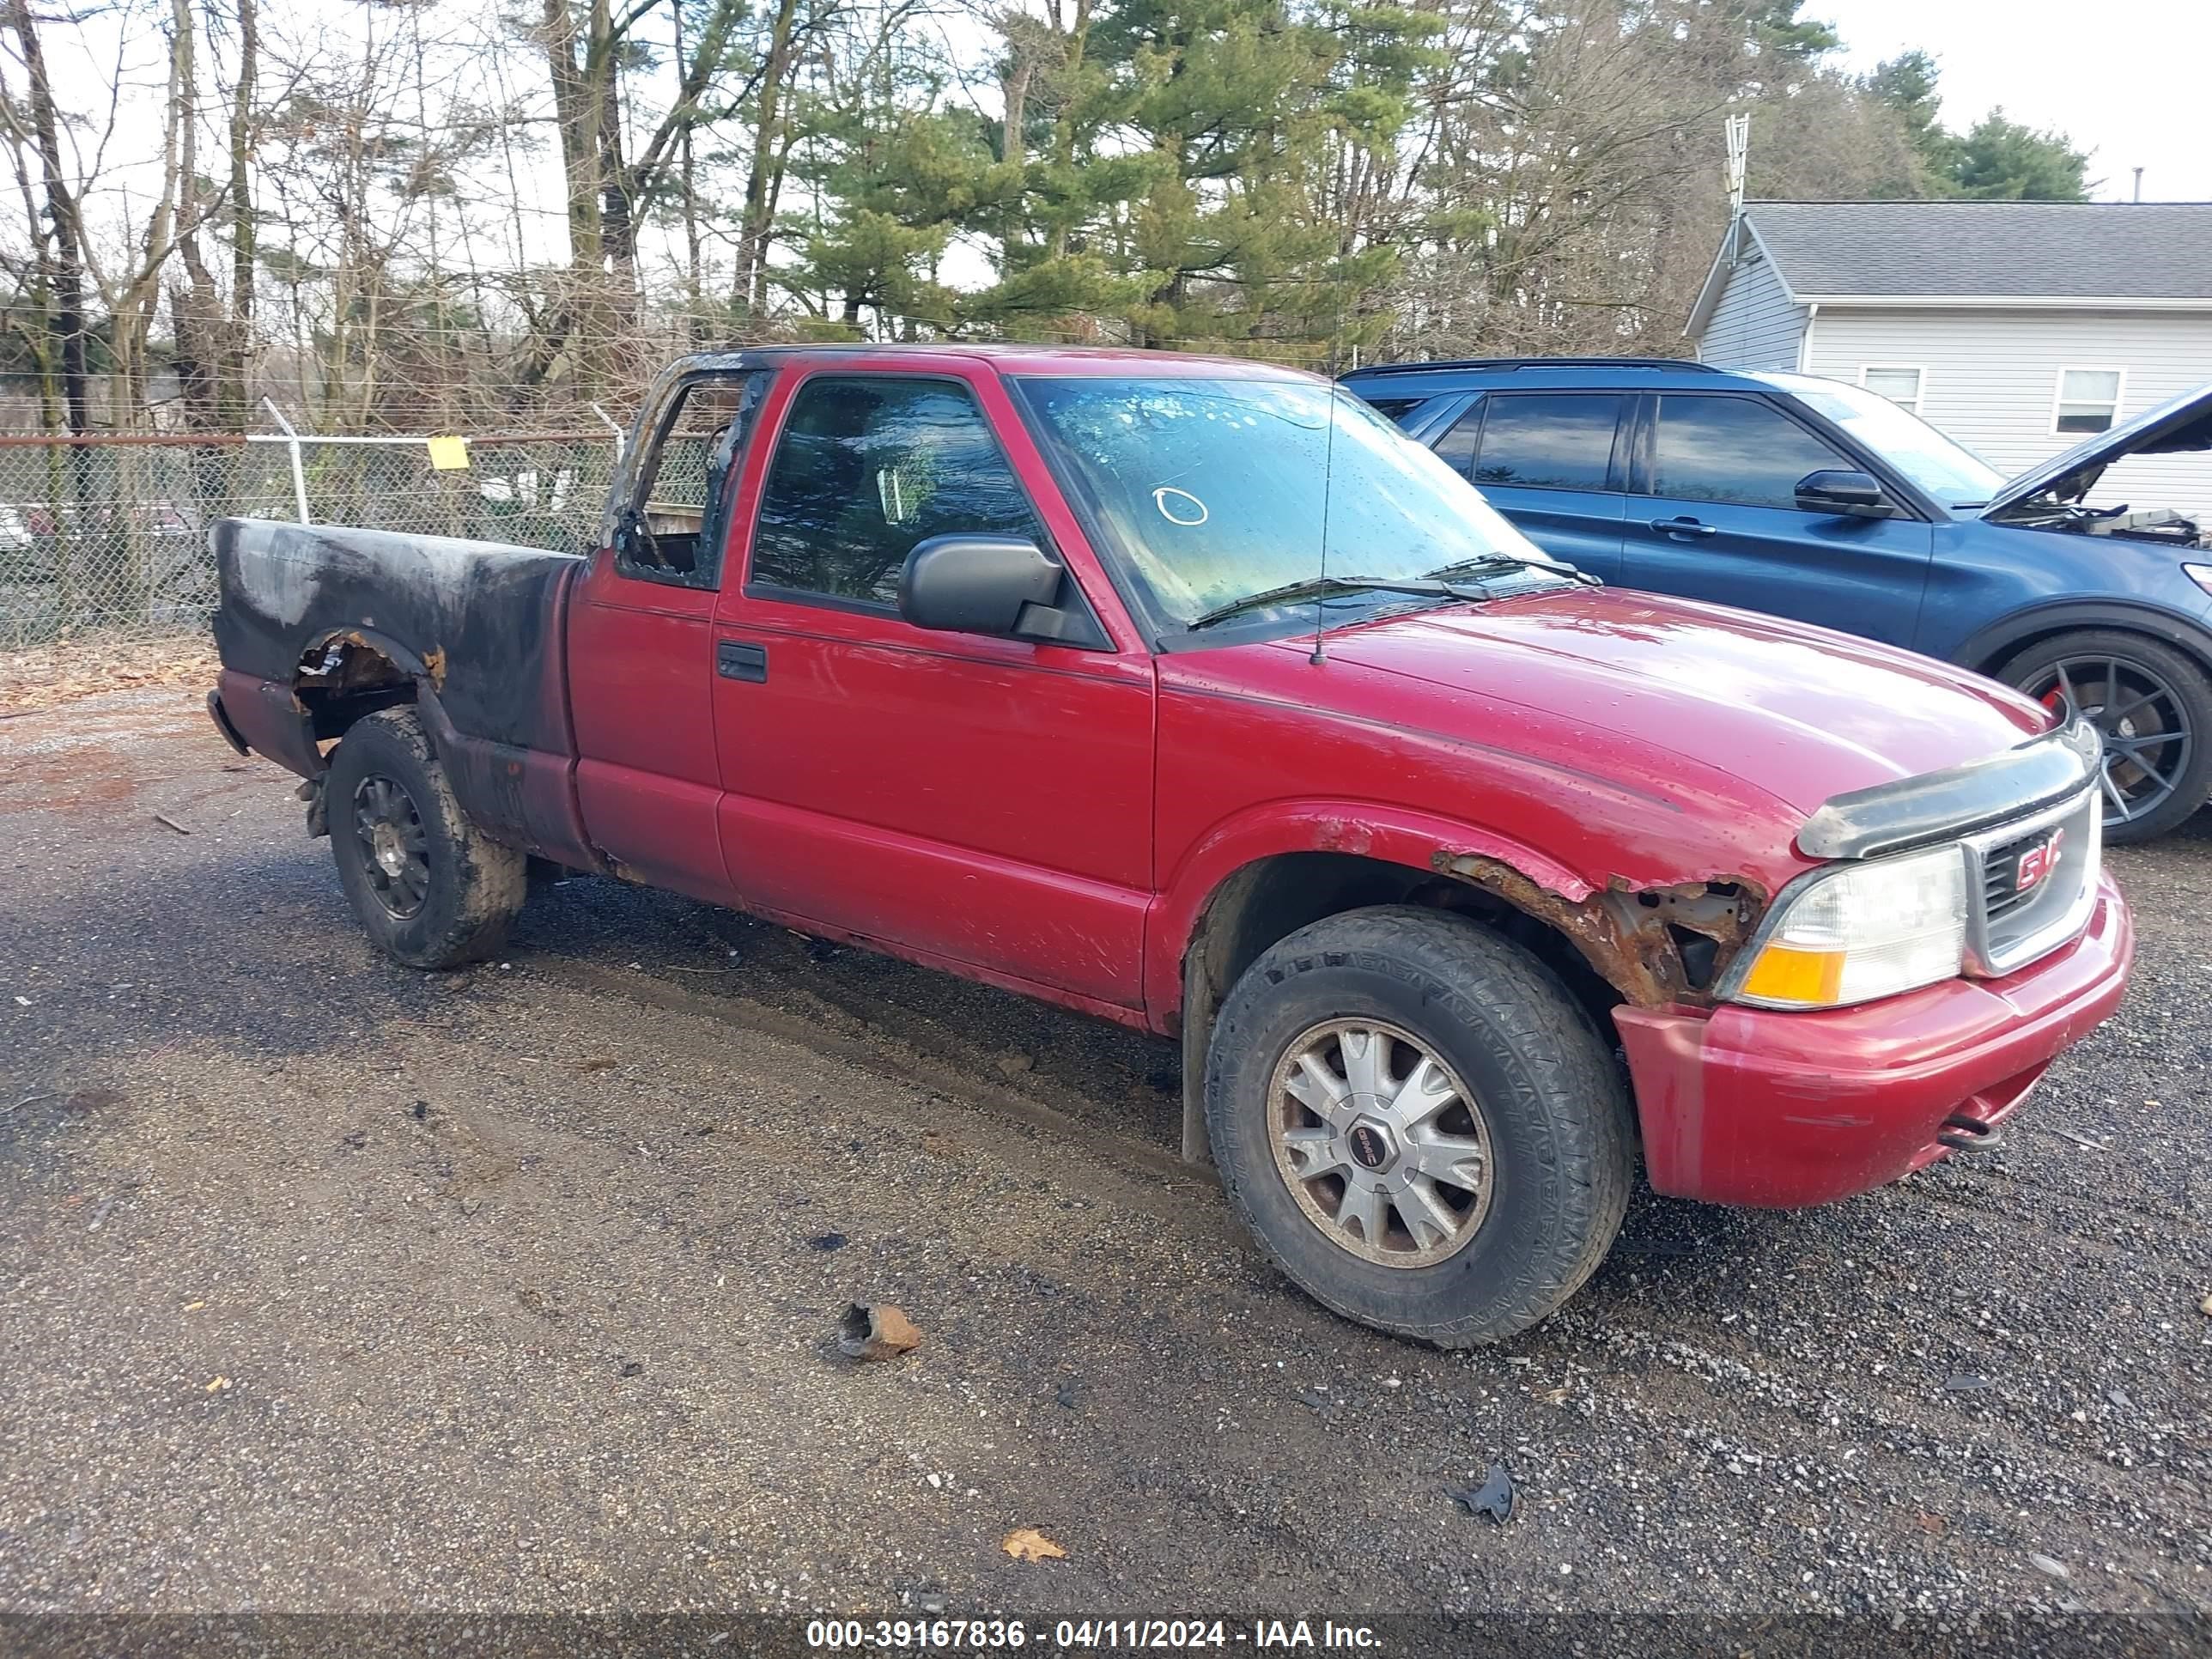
[1204,906,1635,1346]
[325,707,528,969]
[1998,630,2212,843]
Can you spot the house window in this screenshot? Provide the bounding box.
[2053,368,2124,435]
[1858,366,1924,413]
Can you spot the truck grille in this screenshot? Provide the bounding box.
[1965,790,2101,976]
[1982,825,2050,923]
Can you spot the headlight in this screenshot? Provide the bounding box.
[1727,844,1968,1010]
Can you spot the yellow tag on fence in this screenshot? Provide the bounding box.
[426,435,470,471]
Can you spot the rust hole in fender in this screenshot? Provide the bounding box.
[1431,852,1765,1009]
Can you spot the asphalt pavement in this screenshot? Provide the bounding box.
[1,687,2207,1629]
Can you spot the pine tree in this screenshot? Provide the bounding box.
[1950,110,2091,201]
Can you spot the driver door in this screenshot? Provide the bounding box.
[710,368,1155,1010]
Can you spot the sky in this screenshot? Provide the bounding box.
[1823,0,2212,200]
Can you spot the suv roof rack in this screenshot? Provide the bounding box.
[1342,356,1722,376]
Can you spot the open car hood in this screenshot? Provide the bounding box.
[1982,380,2212,517]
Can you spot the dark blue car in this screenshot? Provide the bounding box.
[1340,357,2212,841]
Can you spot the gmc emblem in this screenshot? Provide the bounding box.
[2016,827,2066,894]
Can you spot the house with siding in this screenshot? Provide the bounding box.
[1685,200,2212,518]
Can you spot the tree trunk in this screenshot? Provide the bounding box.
[738,0,800,318]
[7,0,89,437]
[543,0,604,272]
[223,0,257,432]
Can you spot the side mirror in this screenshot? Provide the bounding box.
[1795,469,1894,519]
[898,534,1067,637]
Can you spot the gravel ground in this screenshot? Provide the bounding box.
[1,687,2208,1626]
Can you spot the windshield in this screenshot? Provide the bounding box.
[1012,374,1566,629]
[1749,372,2004,509]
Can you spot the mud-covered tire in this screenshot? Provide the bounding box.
[1204,905,1634,1346]
[325,707,526,969]
[1996,630,2212,843]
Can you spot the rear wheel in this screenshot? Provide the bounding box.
[1204,905,1634,1346]
[1998,629,2212,843]
[325,707,527,969]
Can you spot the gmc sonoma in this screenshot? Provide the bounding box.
[206,346,2132,1345]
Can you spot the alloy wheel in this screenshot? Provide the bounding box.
[2033,655,2194,829]
[1267,1018,1495,1268]
[351,774,432,920]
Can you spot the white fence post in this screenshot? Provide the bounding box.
[260,397,311,525]
[591,401,626,461]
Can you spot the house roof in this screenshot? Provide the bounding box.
[1686,200,2212,337]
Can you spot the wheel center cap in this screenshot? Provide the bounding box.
[1346,1115,1399,1172]
[372,823,406,878]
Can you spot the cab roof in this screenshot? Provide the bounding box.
[665,343,1328,380]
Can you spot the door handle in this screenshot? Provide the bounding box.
[1649,517,1717,540]
[716,641,768,683]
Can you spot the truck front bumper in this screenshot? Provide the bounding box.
[1613,875,2131,1208]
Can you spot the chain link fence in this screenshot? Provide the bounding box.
[0,429,627,649]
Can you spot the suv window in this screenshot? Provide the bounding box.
[1650,394,1850,510]
[1439,393,1622,490]
[616,371,763,586]
[1360,395,1429,425]
[749,376,1043,607]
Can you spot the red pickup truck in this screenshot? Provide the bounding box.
[207,345,2131,1345]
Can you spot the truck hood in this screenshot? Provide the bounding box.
[1981,380,2212,515]
[1281,586,2051,820]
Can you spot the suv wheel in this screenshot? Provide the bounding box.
[1204,905,1634,1346]
[325,707,528,968]
[1998,630,2212,843]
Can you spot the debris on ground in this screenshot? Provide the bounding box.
[1446,1461,1515,1525]
[2199,1293,2212,1319]
[2036,1124,2109,1152]
[810,1232,848,1252]
[2027,1553,2070,1580]
[1054,1379,1082,1410]
[837,1303,922,1362]
[0,635,222,713]
[152,813,192,836]
[1001,1528,1066,1562]
[1944,1374,1995,1391]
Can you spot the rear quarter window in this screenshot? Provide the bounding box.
[1437,392,1624,491]
[1355,394,1430,426]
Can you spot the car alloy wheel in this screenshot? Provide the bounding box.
[351,773,432,920]
[2033,654,2193,829]
[1267,1018,1495,1268]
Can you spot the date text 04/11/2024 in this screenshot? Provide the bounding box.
[802,1619,1382,1650]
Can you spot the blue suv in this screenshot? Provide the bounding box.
[1340,357,2212,841]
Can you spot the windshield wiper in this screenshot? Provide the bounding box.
[1188,574,1476,630]
[1423,553,1601,586]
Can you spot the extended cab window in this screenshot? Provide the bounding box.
[1439,393,1623,490]
[749,376,1043,608]
[1650,395,1850,511]
[615,372,762,586]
